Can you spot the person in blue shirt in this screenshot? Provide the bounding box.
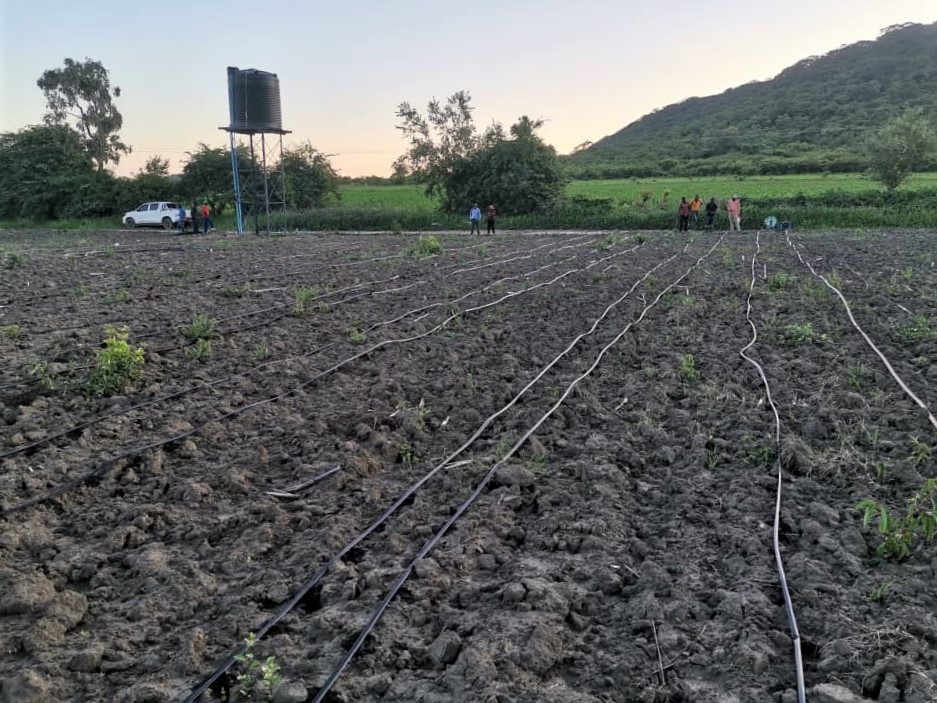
[469,203,481,235]
[177,205,187,233]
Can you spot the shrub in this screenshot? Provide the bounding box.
[408,235,442,258]
[87,327,144,398]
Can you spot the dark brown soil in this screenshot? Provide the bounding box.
[1,229,936,703]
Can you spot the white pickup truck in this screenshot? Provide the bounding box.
[123,202,188,230]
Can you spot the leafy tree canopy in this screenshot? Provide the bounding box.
[0,124,94,219]
[867,109,936,190]
[281,143,340,208]
[179,144,238,216]
[37,58,130,171]
[395,93,564,214]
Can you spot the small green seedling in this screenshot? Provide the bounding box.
[857,478,937,560]
[184,338,212,363]
[398,442,417,466]
[2,324,21,339]
[184,312,219,341]
[234,632,281,701]
[895,314,934,346]
[349,326,366,345]
[679,354,700,382]
[866,579,894,604]
[908,436,933,466]
[768,272,791,290]
[781,322,815,346]
[292,286,319,317]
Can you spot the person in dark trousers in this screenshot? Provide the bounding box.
[201,202,213,232]
[704,197,718,230]
[689,195,703,229]
[486,204,496,235]
[469,203,481,235]
[177,204,188,233]
[190,202,201,234]
[677,197,690,232]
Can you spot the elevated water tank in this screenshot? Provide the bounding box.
[227,67,283,133]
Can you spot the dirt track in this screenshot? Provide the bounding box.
[1,228,936,703]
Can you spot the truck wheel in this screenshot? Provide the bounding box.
[125,218,136,229]
[162,217,173,230]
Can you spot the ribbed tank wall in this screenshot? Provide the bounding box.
[228,68,282,132]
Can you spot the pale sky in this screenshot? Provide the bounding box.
[1,1,935,178]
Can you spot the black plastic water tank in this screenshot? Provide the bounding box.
[230,68,282,132]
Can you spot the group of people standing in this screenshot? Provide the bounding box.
[177,202,214,234]
[677,195,742,231]
[469,203,497,235]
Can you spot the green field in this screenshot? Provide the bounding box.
[338,184,437,211]
[4,174,936,232]
[338,174,937,211]
[565,173,937,202]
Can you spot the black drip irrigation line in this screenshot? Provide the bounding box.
[180,236,683,703]
[0,276,399,378]
[787,233,937,431]
[0,237,571,374]
[0,242,597,461]
[1,239,641,516]
[739,232,806,703]
[305,236,725,703]
[0,341,337,463]
[0,239,594,390]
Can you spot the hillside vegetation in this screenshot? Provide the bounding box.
[567,22,937,178]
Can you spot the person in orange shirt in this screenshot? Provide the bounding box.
[200,202,213,232]
[689,195,703,229]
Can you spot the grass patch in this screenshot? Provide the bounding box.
[894,314,935,346]
[292,286,319,317]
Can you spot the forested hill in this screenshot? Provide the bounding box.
[566,21,937,178]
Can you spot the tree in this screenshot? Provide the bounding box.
[395,91,478,210]
[281,143,340,208]
[139,155,170,177]
[449,117,565,215]
[0,124,94,219]
[394,93,564,214]
[37,58,130,171]
[867,109,936,190]
[179,144,237,216]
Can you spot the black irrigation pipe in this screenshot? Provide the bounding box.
[0,343,337,463]
[0,243,602,460]
[1,239,641,516]
[787,233,937,431]
[0,279,388,388]
[0,239,594,389]
[739,232,806,703]
[180,237,687,703]
[0,236,571,367]
[0,237,392,308]
[306,236,724,703]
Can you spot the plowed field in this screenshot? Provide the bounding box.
[2,229,936,703]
